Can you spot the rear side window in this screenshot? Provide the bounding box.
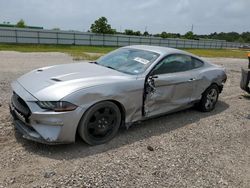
[192,57,204,69]
[152,54,192,75]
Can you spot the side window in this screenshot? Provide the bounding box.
[192,57,204,69]
[152,54,192,75]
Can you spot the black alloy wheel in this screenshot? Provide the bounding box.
[198,84,219,112]
[78,101,121,145]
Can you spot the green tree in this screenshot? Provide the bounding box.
[184,31,195,39]
[90,17,116,34]
[237,37,244,43]
[16,19,26,28]
[124,29,134,35]
[52,28,60,31]
[124,29,142,36]
[242,32,250,43]
[134,31,141,36]
[160,32,169,38]
[143,31,149,36]
[158,32,181,39]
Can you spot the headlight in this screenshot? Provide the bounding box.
[37,101,77,112]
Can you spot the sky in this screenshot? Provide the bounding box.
[0,0,249,34]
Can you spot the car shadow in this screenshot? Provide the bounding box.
[15,101,229,160]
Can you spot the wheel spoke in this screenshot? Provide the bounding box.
[207,95,211,100]
[210,89,215,96]
[211,94,217,101]
[205,100,210,108]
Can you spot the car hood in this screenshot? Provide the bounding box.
[17,62,131,101]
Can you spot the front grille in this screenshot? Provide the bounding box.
[11,92,31,119]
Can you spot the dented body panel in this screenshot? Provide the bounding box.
[10,45,227,144]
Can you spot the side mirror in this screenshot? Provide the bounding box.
[149,75,158,79]
[149,68,159,78]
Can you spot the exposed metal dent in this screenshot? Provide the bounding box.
[143,72,194,117]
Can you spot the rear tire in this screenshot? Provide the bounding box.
[78,101,121,145]
[198,84,219,112]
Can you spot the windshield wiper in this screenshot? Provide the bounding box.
[105,66,116,70]
[90,62,116,71]
[90,62,121,72]
[89,61,99,64]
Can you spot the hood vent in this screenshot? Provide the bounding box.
[51,78,62,82]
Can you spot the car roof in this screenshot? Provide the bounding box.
[124,45,196,57]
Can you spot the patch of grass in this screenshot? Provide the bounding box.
[0,43,116,53]
[185,49,249,59]
[0,43,249,60]
[0,43,117,60]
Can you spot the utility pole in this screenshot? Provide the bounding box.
[191,24,194,32]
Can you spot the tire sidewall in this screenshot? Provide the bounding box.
[78,101,121,145]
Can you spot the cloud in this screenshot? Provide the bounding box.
[0,0,249,34]
[132,0,159,10]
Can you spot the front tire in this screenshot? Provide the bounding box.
[198,84,219,112]
[78,101,121,145]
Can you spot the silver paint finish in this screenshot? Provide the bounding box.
[10,45,227,144]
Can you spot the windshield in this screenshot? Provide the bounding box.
[96,48,160,75]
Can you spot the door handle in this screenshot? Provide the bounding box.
[188,78,196,81]
[149,75,158,79]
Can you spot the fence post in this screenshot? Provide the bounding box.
[37,31,40,44]
[128,37,130,45]
[149,37,152,45]
[73,33,75,45]
[15,29,18,43]
[103,34,105,46]
[89,34,92,46]
[116,36,119,47]
[56,32,59,45]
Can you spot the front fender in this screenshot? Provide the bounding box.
[62,80,145,124]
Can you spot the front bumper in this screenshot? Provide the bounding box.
[10,104,67,144]
[10,81,84,144]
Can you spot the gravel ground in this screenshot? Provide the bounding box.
[0,51,249,188]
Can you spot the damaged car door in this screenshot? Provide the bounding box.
[144,54,196,117]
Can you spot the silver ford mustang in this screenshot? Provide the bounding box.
[10,45,227,145]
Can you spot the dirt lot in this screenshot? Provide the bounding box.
[0,51,249,188]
